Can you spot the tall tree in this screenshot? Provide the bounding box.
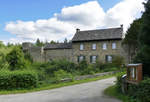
[134,0,150,76]
[0,41,5,48]
[50,40,56,44]
[35,38,44,47]
[122,19,142,62]
[64,38,68,43]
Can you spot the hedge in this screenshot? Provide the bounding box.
[0,70,38,90]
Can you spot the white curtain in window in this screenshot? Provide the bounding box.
[103,43,107,50]
[92,44,96,50]
[112,43,116,49]
[80,44,84,50]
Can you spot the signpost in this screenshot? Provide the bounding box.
[126,63,142,84]
[121,63,143,94]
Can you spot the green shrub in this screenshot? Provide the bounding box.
[112,56,124,68]
[116,72,126,92]
[136,78,150,102]
[53,69,73,83]
[6,47,27,70]
[0,70,38,90]
[0,53,9,69]
[77,60,88,74]
[24,52,33,63]
[83,64,95,75]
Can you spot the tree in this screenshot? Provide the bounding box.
[134,0,150,76]
[122,19,142,62]
[0,41,5,48]
[35,38,44,47]
[50,40,56,44]
[6,47,26,70]
[64,38,68,43]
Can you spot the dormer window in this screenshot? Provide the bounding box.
[92,44,96,50]
[80,44,84,50]
[102,43,107,50]
[112,42,116,49]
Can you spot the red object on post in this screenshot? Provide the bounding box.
[126,63,142,84]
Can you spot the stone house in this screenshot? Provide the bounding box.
[22,26,128,63]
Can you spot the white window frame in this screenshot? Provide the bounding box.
[80,44,84,50]
[112,42,116,49]
[92,43,96,50]
[91,56,97,63]
[102,43,107,50]
[79,56,84,61]
[107,55,112,62]
[78,56,85,62]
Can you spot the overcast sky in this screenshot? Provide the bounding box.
[0,0,146,44]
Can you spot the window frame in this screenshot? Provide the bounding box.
[90,55,98,63]
[92,43,97,50]
[80,43,84,50]
[112,42,116,49]
[78,55,85,62]
[106,55,113,63]
[102,43,107,50]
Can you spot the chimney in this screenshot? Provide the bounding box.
[120,24,123,28]
[76,28,80,33]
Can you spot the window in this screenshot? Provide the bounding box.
[112,43,116,49]
[92,44,96,50]
[90,55,98,63]
[106,55,113,62]
[102,43,107,50]
[80,44,84,50]
[78,56,85,62]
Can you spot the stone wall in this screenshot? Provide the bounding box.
[72,40,127,63]
[22,43,45,62]
[44,49,73,62]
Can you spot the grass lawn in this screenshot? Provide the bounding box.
[104,85,135,102]
[0,72,120,95]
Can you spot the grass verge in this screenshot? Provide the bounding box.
[0,72,120,95]
[104,85,132,102]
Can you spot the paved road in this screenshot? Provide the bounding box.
[0,77,121,102]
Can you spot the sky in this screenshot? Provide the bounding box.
[0,0,146,44]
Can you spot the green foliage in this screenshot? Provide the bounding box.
[53,69,72,83]
[0,41,5,48]
[134,1,150,76]
[77,60,88,74]
[116,72,125,91]
[112,56,124,68]
[24,52,33,63]
[136,78,150,102]
[123,19,142,46]
[127,78,150,102]
[0,53,9,69]
[35,38,44,47]
[6,47,27,70]
[83,64,95,74]
[0,70,38,90]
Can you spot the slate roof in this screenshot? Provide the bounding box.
[44,43,72,50]
[72,27,123,42]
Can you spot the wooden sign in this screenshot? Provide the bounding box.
[126,63,142,84]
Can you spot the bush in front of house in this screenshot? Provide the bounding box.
[53,69,73,83]
[6,47,27,70]
[0,70,38,90]
[112,56,124,68]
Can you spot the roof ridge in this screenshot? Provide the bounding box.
[79,27,122,32]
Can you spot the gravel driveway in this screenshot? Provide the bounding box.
[0,77,121,102]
